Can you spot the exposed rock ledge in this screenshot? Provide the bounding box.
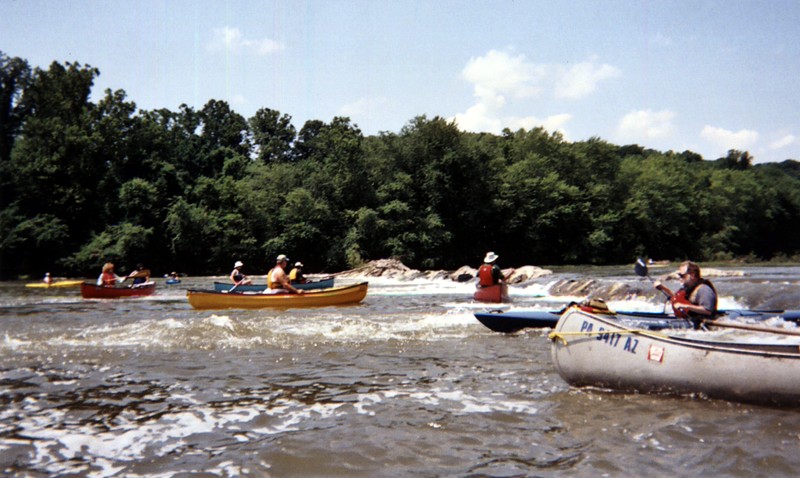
[334,259,552,282]
[652,267,745,280]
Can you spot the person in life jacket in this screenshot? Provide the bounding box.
[654,260,718,321]
[477,251,504,288]
[289,261,307,284]
[267,254,305,294]
[97,262,122,287]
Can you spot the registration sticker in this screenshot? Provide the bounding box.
[647,345,665,363]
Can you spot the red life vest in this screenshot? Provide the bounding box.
[478,264,496,287]
[101,271,116,287]
[670,289,692,319]
[667,280,718,319]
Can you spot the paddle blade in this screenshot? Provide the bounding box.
[634,257,649,277]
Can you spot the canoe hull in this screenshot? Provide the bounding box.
[26,280,84,289]
[212,277,334,292]
[81,282,157,299]
[473,283,508,303]
[550,307,800,405]
[474,310,561,332]
[187,282,368,310]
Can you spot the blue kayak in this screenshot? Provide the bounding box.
[475,307,800,333]
[166,279,181,285]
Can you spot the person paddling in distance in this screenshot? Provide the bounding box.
[97,262,124,287]
[230,261,252,287]
[653,260,718,324]
[289,261,307,284]
[477,252,504,288]
[43,272,53,285]
[267,254,305,294]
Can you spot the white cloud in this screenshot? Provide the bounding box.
[454,50,615,137]
[206,26,284,55]
[769,133,796,150]
[453,103,503,133]
[462,50,545,102]
[554,58,621,99]
[616,109,676,141]
[229,94,248,108]
[507,113,572,138]
[339,96,389,118]
[700,125,759,150]
[454,108,571,138]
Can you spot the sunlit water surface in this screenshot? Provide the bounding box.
[2,267,800,477]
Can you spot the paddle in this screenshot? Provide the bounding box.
[635,258,672,299]
[704,319,800,337]
[635,258,694,319]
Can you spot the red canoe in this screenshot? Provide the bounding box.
[473,283,509,303]
[81,282,157,299]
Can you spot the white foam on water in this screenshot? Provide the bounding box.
[363,276,477,296]
[350,387,538,417]
[514,281,552,297]
[2,333,31,350]
[206,314,235,330]
[27,314,277,351]
[16,391,353,476]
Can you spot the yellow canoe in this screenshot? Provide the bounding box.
[186,282,369,310]
[25,280,85,289]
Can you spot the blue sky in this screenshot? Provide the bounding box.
[3,0,799,163]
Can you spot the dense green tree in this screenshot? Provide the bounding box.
[250,107,296,163]
[0,52,31,168]
[2,61,100,275]
[196,100,250,177]
[718,149,753,170]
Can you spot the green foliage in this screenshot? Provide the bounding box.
[61,222,153,272]
[0,52,31,167]
[2,52,800,278]
[250,108,296,163]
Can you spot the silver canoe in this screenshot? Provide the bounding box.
[549,307,800,406]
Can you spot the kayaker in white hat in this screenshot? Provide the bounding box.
[230,260,252,286]
[477,251,504,288]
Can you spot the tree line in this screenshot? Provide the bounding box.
[2,52,800,279]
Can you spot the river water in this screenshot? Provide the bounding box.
[2,265,800,477]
